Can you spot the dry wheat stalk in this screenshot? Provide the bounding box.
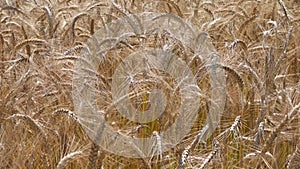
[287,146,300,169]
[179,124,216,168]
[198,149,218,169]
[13,38,47,55]
[56,151,83,169]
[5,114,43,134]
[42,6,54,39]
[156,0,183,17]
[261,103,300,154]
[0,0,299,168]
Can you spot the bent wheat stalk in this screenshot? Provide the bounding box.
[56,151,83,169]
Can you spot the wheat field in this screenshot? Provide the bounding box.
[0,0,300,168]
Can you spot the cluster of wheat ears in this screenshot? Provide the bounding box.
[0,0,299,168]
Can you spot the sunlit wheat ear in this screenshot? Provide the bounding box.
[215,115,242,141]
[228,39,248,56]
[255,121,265,145]
[229,115,241,135]
[5,114,44,134]
[199,140,220,169]
[152,131,162,160]
[53,109,79,122]
[179,125,209,169]
[54,55,79,61]
[63,45,84,55]
[56,151,83,169]
[198,149,218,169]
[287,146,300,169]
[178,145,190,169]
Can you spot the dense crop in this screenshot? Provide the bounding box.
[0,0,299,168]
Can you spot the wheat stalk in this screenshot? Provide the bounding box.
[56,151,83,169]
[261,103,300,154]
[13,39,47,55]
[287,146,300,169]
[198,149,218,169]
[156,0,183,17]
[0,0,299,168]
[42,6,54,39]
